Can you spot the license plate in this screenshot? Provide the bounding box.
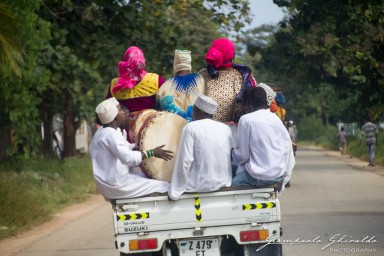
[179,238,220,256]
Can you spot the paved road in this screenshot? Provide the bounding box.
[281,147,384,256]
[1,147,383,256]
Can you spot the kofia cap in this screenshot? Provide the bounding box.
[194,95,218,115]
[258,83,276,106]
[95,99,119,125]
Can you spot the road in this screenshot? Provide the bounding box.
[280,147,384,256]
[1,147,383,256]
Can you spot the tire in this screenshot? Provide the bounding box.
[221,236,244,256]
[248,243,282,256]
[120,253,153,256]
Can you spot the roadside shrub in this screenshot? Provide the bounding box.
[296,116,338,148]
[0,156,96,239]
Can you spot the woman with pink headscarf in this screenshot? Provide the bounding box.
[106,46,165,113]
[198,38,257,123]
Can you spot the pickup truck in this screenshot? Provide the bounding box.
[111,184,283,256]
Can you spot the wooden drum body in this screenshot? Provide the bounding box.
[136,111,187,182]
[128,109,158,143]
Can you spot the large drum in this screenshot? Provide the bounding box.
[135,111,187,182]
[128,109,158,143]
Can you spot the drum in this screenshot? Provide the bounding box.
[128,109,158,143]
[137,111,187,182]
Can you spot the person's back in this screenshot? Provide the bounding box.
[231,87,295,190]
[157,50,205,121]
[168,95,233,200]
[338,127,347,155]
[198,38,256,122]
[199,68,243,122]
[177,119,232,190]
[362,121,377,145]
[236,109,292,180]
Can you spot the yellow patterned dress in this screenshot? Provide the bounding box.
[106,73,163,112]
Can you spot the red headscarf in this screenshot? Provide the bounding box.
[205,38,235,69]
[113,46,148,93]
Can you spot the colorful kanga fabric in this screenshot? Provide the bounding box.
[156,73,205,122]
[111,73,159,99]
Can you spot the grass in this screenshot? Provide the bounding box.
[0,155,96,240]
[296,116,384,165]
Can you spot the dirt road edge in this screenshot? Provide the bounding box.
[0,194,105,256]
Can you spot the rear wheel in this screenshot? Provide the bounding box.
[220,236,244,256]
[247,243,282,256]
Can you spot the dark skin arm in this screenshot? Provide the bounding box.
[141,144,173,161]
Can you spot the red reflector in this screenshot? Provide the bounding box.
[129,238,158,250]
[240,230,269,242]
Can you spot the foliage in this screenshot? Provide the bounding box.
[296,116,338,148]
[0,3,22,76]
[0,0,51,157]
[243,0,384,126]
[0,156,95,239]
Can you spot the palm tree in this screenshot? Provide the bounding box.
[0,2,22,77]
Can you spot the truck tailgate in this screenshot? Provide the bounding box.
[113,187,280,234]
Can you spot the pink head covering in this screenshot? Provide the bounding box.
[205,38,235,69]
[113,46,148,93]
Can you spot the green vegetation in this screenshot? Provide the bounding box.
[0,0,250,158]
[0,156,96,240]
[297,117,384,165]
[243,0,383,127]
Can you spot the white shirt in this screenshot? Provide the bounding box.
[168,119,233,200]
[232,109,295,183]
[89,127,169,199]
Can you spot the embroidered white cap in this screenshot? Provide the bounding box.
[257,83,276,106]
[95,99,118,125]
[194,95,218,115]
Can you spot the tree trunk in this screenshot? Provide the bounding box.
[63,111,77,157]
[41,104,53,155]
[63,91,77,157]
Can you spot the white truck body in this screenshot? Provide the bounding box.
[112,186,282,256]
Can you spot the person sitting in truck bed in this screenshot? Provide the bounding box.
[89,98,173,199]
[168,95,233,200]
[231,87,295,191]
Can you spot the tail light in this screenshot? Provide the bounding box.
[129,238,158,251]
[240,230,269,242]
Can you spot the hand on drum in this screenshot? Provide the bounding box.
[152,145,173,161]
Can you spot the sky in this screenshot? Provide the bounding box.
[247,0,285,28]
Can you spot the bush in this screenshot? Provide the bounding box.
[297,116,383,165]
[0,156,96,239]
[297,116,338,148]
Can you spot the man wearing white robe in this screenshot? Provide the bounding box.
[168,95,233,200]
[231,87,295,191]
[90,99,173,199]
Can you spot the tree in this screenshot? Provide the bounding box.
[254,0,384,123]
[0,3,22,77]
[0,0,50,157]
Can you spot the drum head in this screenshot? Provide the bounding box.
[129,109,158,143]
[138,112,187,182]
